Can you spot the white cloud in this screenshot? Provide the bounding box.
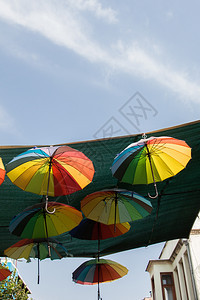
[0,1,199,104]
[113,42,200,102]
[0,1,108,62]
[67,0,118,23]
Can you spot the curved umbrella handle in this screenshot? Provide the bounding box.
[148,183,158,199]
[45,199,56,214]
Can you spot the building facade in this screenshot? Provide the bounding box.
[146,214,200,300]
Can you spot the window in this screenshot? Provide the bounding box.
[161,272,176,300]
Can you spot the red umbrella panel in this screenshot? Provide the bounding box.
[0,263,12,282]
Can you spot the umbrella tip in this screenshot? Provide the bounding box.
[142,133,147,139]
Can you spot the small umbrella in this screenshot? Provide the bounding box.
[6,145,95,211]
[72,258,128,300]
[0,263,12,282]
[69,218,130,256]
[81,189,152,228]
[9,201,83,239]
[111,135,191,198]
[4,238,70,284]
[0,157,5,186]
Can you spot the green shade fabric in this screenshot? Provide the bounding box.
[0,120,200,258]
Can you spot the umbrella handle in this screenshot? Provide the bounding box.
[148,183,158,199]
[45,201,55,214]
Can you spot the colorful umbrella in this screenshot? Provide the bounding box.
[111,135,191,198]
[0,263,12,282]
[0,157,5,186]
[9,202,83,239]
[69,218,130,240]
[69,218,130,256]
[4,238,70,284]
[6,145,95,211]
[72,258,128,300]
[81,189,152,227]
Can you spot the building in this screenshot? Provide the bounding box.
[146,213,200,300]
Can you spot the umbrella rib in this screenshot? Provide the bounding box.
[50,243,63,259]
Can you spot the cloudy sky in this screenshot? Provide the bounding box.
[0,0,199,146]
[0,1,199,299]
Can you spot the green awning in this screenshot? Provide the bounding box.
[0,120,199,257]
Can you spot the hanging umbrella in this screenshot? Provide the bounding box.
[69,218,130,256]
[9,202,83,239]
[0,263,12,282]
[111,135,191,198]
[81,189,152,227]
[0,157,5,186]
[6,145,95,211]
[4,238,70,284]
[69,218,130,240]
[72,258,128,300]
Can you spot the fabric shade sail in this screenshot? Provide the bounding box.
[0,120,199,258]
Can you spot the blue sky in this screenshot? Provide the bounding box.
[0,0,199,299]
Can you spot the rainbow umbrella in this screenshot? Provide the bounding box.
[0,157,5,186]
[72,258,128,300]
[6,145,95,211]
[69,218,130,256]
[81,189,152,228]
[0,263,12,282]
[111,135,191,198]
[9,202,83,239]
[69,218,130,240]
[4,238,70,284]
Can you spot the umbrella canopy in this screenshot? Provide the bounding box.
[81,189,152,225]
[69,218,130,240]
[6,145,95,197]
[4,237,69,284]
[0,263,12,282]
[0,157,5,186]
[73,258,128,285]
[9,202,83,239]
[111,136,191,198]
[72,258,128,300]
[4,238,69,261]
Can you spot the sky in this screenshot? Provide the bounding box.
[0,0,199,299]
